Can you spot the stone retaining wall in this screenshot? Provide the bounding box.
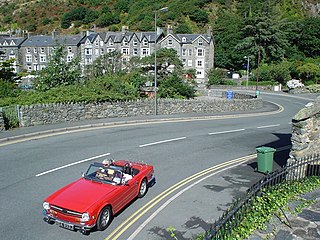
[18,97,262,127]
[287,96,320,178]
[0,109,4,131]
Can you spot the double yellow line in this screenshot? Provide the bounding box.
[105,154,256,240]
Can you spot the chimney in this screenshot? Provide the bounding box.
[52,29,58,39]
[122,26,129,34]
[167,25,173,35]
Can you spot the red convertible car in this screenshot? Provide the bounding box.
[43,160,155,235]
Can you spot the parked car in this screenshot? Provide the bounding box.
[43,160,155,235]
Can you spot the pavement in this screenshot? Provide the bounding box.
[1,111,320,240]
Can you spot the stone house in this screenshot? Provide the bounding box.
[3,26,214,83]
[158,26,214,83]
[0,36,27,73]
[19,32,85,73]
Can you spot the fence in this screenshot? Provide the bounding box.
[204,154,320,240]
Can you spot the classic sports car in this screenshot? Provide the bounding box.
[43,160,155,235]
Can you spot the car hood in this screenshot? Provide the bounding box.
[48,178,116,213]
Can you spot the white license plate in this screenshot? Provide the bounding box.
[56,221,74,230]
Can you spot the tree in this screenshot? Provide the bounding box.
[0,51,18,97]
[297,63,320,84]
[35,46,82,91]
[84,50,126,80]
[158,74,195,99]
[298,18,320,58]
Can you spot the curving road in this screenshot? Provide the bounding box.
[0,91,318,240]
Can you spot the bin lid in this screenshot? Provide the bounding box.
[256,146,276,153]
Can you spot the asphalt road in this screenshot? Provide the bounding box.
[0,91,318,240]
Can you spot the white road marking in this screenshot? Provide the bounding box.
[257,124,280,129]
[139,137,187,148]
[35,153,110,177]
[127,160,246,240]
[208,128,245,135]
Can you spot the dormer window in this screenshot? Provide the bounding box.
[182,37,187,42]
[109,40,114,46]
[198,39,203,46]
[133,39,138,46]
[122,38,128,46]
[168,39,173,46]
[143,38,148,46]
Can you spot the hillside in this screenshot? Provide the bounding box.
[0,0,319,35]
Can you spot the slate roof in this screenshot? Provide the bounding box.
[20,34,84,47]
[0,36,26,47]
[175,34,212,43]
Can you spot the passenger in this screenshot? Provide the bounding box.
[102,159,112,167]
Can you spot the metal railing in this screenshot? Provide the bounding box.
[204,154,320,240]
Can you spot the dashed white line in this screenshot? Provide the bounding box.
[208,129,245,135]
[35,153,110,177]
[139,137,187,148]
[257,124,280,129]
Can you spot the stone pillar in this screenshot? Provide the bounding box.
[287,96,320,179]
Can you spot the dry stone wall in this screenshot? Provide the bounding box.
[289,96,320,160]
[18,98,262,127]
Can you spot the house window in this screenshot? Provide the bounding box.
[198,39,203,46]
[68,47,72,53]
[141,48,149,56]
[100,40,104,47]
[197,60,203,67]
[27,65,32,72]
[100,49,104,55]
[34,56,38,62]
[133,39,138,46]
[168,39,173,46]
[107,48,115,53]
[143,39,148,46]
[85,48,92,55]
[197,48,204,57]
[34,48,38,53]
[40,55,46,62]
[133,48,138,55]
[188,60,193,67]
[40,47,45,53]
[41,65,46,70]
[122,48,129,55]
[182,48,186,56]
[26,48,31,53]
[122,39,128,46]
[26,55,32,62]
[95,49,99,55]
[188,49,192,56]
[67,55,73,62]
[95,40,99,46]
[182,59,186,66]
[109,40,114,46]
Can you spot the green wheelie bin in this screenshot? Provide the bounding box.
[256,147,276,174]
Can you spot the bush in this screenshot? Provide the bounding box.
[2,106,19,130]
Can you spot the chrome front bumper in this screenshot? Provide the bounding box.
[43,210,95,234]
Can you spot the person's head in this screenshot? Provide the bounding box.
[102,159,112,167]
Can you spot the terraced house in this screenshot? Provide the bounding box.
[0,26,214,83]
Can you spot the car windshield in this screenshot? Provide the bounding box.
[84,163,124,185]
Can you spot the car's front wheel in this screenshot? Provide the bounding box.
[96,206,112,231]
[138,178,148,198]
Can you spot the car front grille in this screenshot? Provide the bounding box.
[51,205,82,218]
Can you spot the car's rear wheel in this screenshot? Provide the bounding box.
[138,178,148,198]
[96,206,112,231]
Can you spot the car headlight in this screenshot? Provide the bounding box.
[43,202,50,210]
[81,212,90,222]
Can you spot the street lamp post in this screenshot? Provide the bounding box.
[244,56,250,88]
[154,7,168,115]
